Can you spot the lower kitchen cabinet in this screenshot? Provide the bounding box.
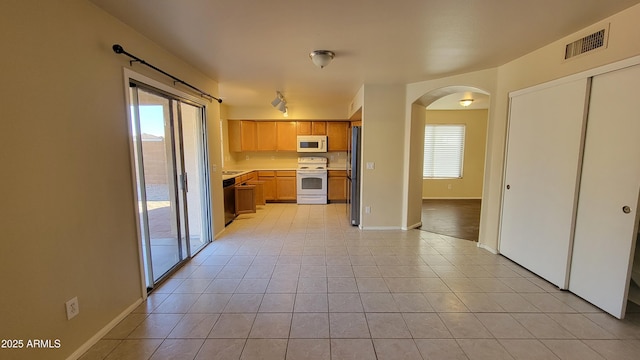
[235,184,256,214]
[275,171,297,201]
[258,171,276,201]
[328,170,347,202]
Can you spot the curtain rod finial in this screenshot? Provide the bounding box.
[112,44,124,54]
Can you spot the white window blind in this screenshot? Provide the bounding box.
[423,124,465,178]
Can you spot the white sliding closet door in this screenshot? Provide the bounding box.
[569,65,640,319]
[500,79,589,288]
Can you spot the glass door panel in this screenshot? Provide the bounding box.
[129,79,213,289]
[131,85,184,285]
[179,102,211,254]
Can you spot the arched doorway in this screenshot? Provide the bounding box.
[406,86,491,242]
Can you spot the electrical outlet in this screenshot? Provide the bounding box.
[365,206,371,214]
[65,297,79,320]
[447,184,452,190]
[211,164,217,172]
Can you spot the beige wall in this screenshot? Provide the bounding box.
[481,4,640,252]
[360,84,407,229]
[0,1,221,359]
[422,110,487,199]
[226,105,348,120]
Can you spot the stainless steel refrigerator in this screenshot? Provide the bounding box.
[347,126,361,226]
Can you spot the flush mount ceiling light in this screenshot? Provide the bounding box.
[459,98,474,107]
[309,50,335,69]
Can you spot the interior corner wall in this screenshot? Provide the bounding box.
[360,84,406,229]
[0,1,221,359]
[422,110,488,199]
[482,3,640,252]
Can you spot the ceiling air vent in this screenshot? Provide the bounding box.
[564,25,608,60]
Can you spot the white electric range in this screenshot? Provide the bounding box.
[296,157,328,204]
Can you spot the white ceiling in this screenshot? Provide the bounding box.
[90,0,640,110]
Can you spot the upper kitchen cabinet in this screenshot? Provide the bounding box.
[327,122,349,151]
[297,121,327,135]
[276,121,297,151]
[256,121,277,151]
[228,120,256,152]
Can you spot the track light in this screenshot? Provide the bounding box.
[271,91,288,114]
[271,92,284,107]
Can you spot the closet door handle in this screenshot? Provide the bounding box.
[622,206,631,214]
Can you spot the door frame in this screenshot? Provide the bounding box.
[122,68,212,299]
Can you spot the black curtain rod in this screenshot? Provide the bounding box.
[112,44,222,104]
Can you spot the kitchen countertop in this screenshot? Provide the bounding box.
[221,167,347,180]
[221,168,295,180]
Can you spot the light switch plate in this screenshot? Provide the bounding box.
[366,162,375,170]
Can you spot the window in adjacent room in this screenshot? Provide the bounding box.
[423,124,465,178]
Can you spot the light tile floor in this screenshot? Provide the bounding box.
[80,204,640,360]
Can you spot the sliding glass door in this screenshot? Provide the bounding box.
[129,81,211,289]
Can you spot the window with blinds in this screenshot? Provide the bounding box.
[423,124,465,178]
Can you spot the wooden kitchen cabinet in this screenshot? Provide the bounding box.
[297,121,327,135]
[275,171,297,201]
[247,180,265,205]
[258,171,276,201]
[259,170,296,201]
[276,121,297,151]
[228,120,256,152]
[328,170,347,202]
[327,121,349,151]
[235,184,256,214]
[256,121,277,151]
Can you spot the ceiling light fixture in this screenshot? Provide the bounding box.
[309,50,335,69]
[459,99,474,107]
[271,91,285,107]
[271,91,288,115]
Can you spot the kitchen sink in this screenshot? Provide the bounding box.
[222,170,244,175]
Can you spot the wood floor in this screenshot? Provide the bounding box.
[420,199,481,241]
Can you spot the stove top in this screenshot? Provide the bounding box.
[297,157,327,170]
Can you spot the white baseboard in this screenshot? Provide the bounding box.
[477,242,498,254]
[360,226,401,231]
[66,298,143,360]
[422,197,482,200]
[214,227,227,240]
[403,222,422,230]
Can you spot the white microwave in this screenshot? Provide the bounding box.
[297,135,327,153]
